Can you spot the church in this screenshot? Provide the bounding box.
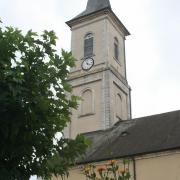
[54,0,180,179]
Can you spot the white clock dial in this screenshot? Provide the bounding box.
[81,58,94,71]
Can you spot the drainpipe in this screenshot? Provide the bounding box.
[129,87,132,119]
[132,157,137,180]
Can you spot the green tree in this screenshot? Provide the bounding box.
[0,22,89,180]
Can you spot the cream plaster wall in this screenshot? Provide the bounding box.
[67,12,131,137]
[52,160,134,180]
[68,69,131,138]
[113,82,128,123]
[69,79,103,138]
[107,17,126,78]
[71,15,109,74]
[51,151,180,180]
[136,151,180,180]
[70,14,126,78]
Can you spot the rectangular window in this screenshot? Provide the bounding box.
[114,43,119,60]
[84,38,93,57]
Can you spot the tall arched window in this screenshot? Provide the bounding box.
[84,33,93,57]
[114,37,119,60]
[116,93,122,120]
[81,89,93,115]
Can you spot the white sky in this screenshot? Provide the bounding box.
[1,0,180,120]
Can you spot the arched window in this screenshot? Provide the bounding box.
[116,94,122,120]
[81,89,93,115]
[114,37,119,60]
[84,33,93,57]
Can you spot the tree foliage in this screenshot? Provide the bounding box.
[0,22,89,180]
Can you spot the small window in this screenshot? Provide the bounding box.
[84,33,93,57]
[114,37,119,60]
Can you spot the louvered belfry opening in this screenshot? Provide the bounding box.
[84,33,93,57]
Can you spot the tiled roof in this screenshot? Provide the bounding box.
[78,110,180,164]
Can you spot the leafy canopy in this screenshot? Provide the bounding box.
[0,22,89,180]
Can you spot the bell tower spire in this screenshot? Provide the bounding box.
[66,0,131,138]
[67,0,111,24]
[85,0,111,14]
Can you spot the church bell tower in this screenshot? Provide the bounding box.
[66,0,131,138]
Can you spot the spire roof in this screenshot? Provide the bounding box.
[85,0,111,14]
[66,0,130,36]
[68,0,111,22]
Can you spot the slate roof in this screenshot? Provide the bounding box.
[66,0,130,36]
[78,110,180,164]
[68,0,111,22]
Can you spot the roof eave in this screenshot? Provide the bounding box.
[109,10,130,36]
[76,147,180,165]
[66,7,111,27]
[66,8,130,36]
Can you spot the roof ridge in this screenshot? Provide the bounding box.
[132,109,180,121]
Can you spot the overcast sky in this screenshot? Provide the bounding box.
[1,0,180,118]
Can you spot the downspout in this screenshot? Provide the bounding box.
[129,87,132,119]
[132,157,137,180]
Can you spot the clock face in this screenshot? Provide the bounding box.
[81,58,94,71]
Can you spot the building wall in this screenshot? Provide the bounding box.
[112,81,128,122]
[67,13,131,138]
[70,14,126,77]
[52,160,134,180]
[52,150,180,180]
[107,16,126,78]
[70,15,109,75]
[70,77,103,138]
[136,151,180,180]
[68,69,130,138]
